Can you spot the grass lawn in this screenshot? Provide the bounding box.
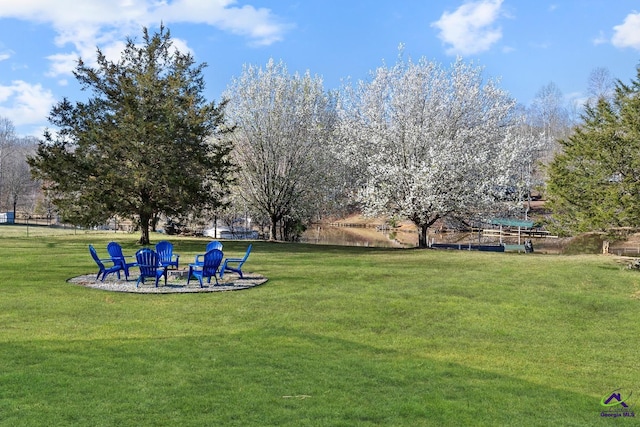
[0,226,639,426]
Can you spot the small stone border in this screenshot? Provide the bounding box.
[68,270,268,294]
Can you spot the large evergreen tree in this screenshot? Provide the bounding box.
[28,26,234,244]
[547,65,640,235]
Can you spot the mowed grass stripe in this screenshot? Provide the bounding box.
[0,230,637,425]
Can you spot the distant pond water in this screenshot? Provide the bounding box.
[300,224,406,247]
[300,223,565,254]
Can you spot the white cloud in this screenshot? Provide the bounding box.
[612,12,640,50]
[0,81,55,128]
[155,0,291,46]
[0,47,12,62]
[0,0,290,135]
[0,0,290,75]
[45,52,81,77]
[593,30,608,46]
[431,0,504,56]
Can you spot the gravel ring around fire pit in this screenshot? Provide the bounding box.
[68,269,268,293]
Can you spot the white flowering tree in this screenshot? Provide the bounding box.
[224,59,337,240]
[336,54,539,247]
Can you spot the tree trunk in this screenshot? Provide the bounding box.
[151,212,159,232]
[411,215,439,249]
[269,214,278,241]
[417,224,429,248]
[283,218,289,241]
[138,213,151,245]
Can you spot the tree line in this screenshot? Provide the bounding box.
[17,26,629,245]
[0,118,40,221]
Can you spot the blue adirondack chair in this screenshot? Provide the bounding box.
[207,240,223,251]
[135,248,168,287]
[220,244,252,279]
[106,241,137,280]
[89,245,122,281]
[193,241,223,265]
[156,240,179,270]
[187,249,223,287]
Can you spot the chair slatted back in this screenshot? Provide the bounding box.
[206,241,223,252]
[89,245,104,269]
[107,241,126,261]
[155,241,174,265]
[202,249,224,277]
[240,244,253,262]
[136,248,159,276]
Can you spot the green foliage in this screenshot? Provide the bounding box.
[1,231,639,425]
[547,64,640,235]
[561,233,609,255]
[27,25,235,244]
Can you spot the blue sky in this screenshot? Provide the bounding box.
[0,0,638,137]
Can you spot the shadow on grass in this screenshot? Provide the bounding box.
[0,327,606,426]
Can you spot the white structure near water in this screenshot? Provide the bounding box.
[203,225,258,240]
[0,212,15,224]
